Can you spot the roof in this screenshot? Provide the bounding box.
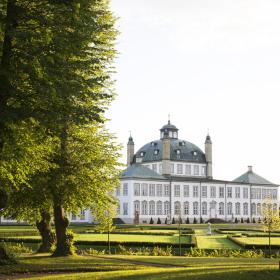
[134,139,206,164]
[121,164,165,179]
[160,121,178,131]
[233,169,274,185]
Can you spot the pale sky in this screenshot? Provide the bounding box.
[108,0,280,184]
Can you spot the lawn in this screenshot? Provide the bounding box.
[0,254,278,280]
[233,237,280,246]
[196,235,241,249]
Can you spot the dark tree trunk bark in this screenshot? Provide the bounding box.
[36,210,56,253]
[52,204,73,256]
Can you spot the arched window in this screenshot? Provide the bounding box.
[227,202,232,215]
[156,201,162,215]
[184,202,189,215]
[243,203,248,215]
[193,202,198,215]
[235,202,240,215]
[202,202,207,215]
[134,200,140,215]
[149,201,155,215]
[219,202,224,215]
[174,201,181,215]
[164,201,170,215]
[251,203,256,215]
[141,201,148,215]
[257,203,261,215]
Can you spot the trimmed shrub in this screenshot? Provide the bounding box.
[252,217,256,223]
[165,218,168,224]
[157,218,161,224]
[171,217,176,224]
[186,217,190,224]
[241,218,244,223]
[149,217,154,224]
[258,217,262,223]
[234,217,238,223]
[246,217,250,223]
[200,217,204,224]
[193,217,197,224]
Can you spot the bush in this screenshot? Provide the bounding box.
[193,217,197,224]
[6,243,32,254]
[246,218,250,223]
[186,217,190,224]
[234,217,238,223]
[171,217,176,224]
[241,218,244,223]
[258,217,261,223]
[200,217,203,224]
[157,218,161,224]
[252,217,256,223]
[149,217,154,224]
[165,218,168,224]
[0,243,18,265]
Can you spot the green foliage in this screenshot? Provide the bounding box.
[149,218,154,224]
[5,242,33,254]
[0,242,18,265]
[157,218,161,224]
[116,245,173,256]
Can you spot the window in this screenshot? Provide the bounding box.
[243,203,248,215]
[149,184,155,196]
[235,187,240,198]
[117,205,120,215]
[210,201,216,210]
[176,150,181,155]
[171,164,175,174]
[174,201,181,215]
[152,164,157,172]
[116,186,120,196]
[227,202,232,215]
[184,202,189,215]
[273,203,278,213]
[202,202,207,215]
[256,188,261,199]
[156,184,162,196]
[257,203,261,215]
[243,188,248,199]
[141,183,148,196]
[251,203,256,215]
[183,185,189,197]
[193,202,198,215]
[134,183,140,196]
[156,201,162,215]
[201,166,206,175]
[174,185,180,197]
[149,201,155,215]
[164,184,170,197]
[134,200,140,214]
[71,213,76,221]
[202,186,207,198]
[193,186,198,198]
[140,151,145,157]
[123,203,128,215]
[159,164,162,174]
[219,187,224,198]
[154,149,159,155]
[273,189,277,200]
[141,201,148,215]
[210,186,216,198]
[185,165,191,175]
[80,210,85,220]
[123,183,128,196]
[164,201,170,215]
[194,165,199,175]
[219,202,224,215]
[227,187,232,198]
[177,164,183,174]
[235,203,240,215]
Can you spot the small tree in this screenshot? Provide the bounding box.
[241,218,244,223]
[234,217,238,223]
[165,218,168,224]
[186,217,190,224]
[258,217,262,223]
[200,217,203,224]
[246,217,250,223]
[262,202,280,257]
[193,217,197,224]
[252,217,256,224]
[172,217,176,224]
[149,217,154,224]
[157,218,161,224]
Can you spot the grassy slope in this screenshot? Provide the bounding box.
[4,255,278,280]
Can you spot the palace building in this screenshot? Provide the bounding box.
[115,121,279,224]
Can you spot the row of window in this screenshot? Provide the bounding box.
[116,183,278,200]
[118,201,278,216]
[71,210,86,221]
[144,163,206,176]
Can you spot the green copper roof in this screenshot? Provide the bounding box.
[233,168,273,185]
[121,164,165,179]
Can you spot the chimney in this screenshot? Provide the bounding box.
[127,136,134,166]
[205,134,213,179]
[248,166,253,172]
[162,131,171,175]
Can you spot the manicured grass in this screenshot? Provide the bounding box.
[234,237,280,246]
[196,235,241,249]
[2,254,278,280]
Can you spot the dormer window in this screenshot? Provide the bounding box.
[176,149,181,155]
[179,141,185,146]
[140,151,145,157]
[193,151,197,156]
[151,142,157,147]
[154,149,159,155]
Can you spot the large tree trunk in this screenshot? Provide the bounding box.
[36,210,56,253]
[52,204,74,256]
